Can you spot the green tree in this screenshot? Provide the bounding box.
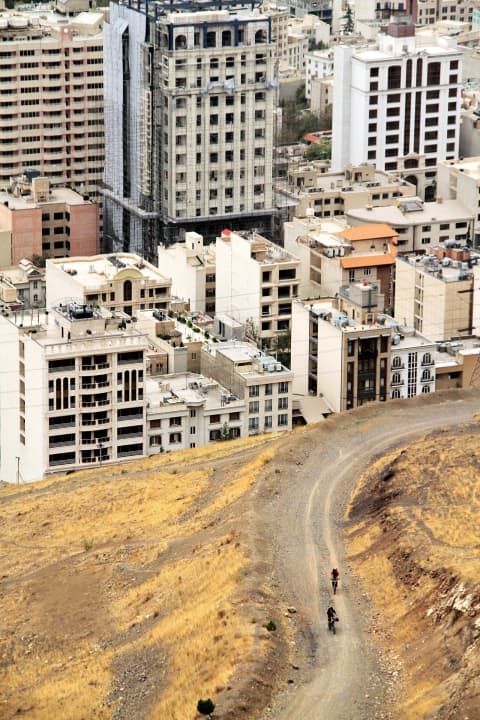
[305,139,331,161]
[343,4,354,34]
[219,422,232,441]
[197,698,215,716]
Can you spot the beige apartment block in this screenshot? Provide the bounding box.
[215,229,300,352]
[347,197,474,253]
[0,9,104,205]
[291,297,392,412]
[0,174,99,264]
[45,253,172,317]
[437,157,480,245]
[157,232,216,316]
[0,258,45,308]
[0,302,149,483]
[395,251,474,341]
[276,162,416,220]
[201,340,293,435]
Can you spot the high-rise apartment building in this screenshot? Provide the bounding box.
[332,16,462,185]
[0,9,104,205]
[103,0,277,258]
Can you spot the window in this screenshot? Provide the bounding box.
[248,417,259,432]
[249,401,259,413]
[278,397,288,410]
[278,414,288,427]
[169,432,182,443]
[265,383,272,395]
[169,417,182,427]
[249,385,259,397]
[264,416,272,428]
[278,382,288,394]
[210,414,220,424]
[265,399,272,412]
[387,66,401,89]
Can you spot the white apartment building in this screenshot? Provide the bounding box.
[45,253,172,317]
[346,197,474,253]
[157,232,216,315]
[0,303,149,483]
[332,17,462,178]
[146,372,247,452]
[305,49,334,99]
[215,229,300,352]
[104,0,277,256]
[390,328,436,399]
[0,8,104,205]
[201,340,293,434]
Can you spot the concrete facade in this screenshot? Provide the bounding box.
[332,18,462,181]
[0,9,104,206]
[215,229,300,352]
[45,253,172,317]
[157,232,216,315]
[103,1,277,256]
[0,175,99,264]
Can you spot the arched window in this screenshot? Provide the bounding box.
[422,352,432,365]
[422,369,431,381]
[255,29,267,44]
[392,356,402,368]
[123,280,132,302]
[422,385,430,393]
[392,372,401,385]
[175,34,187,50]
[392,389,401,399]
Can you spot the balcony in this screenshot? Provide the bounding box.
[391,363,405,370]
[421,359,434,367]
[81,399,110,408]
[390,378,404,386]
[420,375,433,383]
[81,381,110,390]
[81,362,109,371]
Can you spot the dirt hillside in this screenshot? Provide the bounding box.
[346,420,480,719]
[2,394,480,720]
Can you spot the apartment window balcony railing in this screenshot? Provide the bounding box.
[81,381,110,390]
[391,378,404,386]
[117,431,144,440]
[421,360,434,366]
[420,376,433,383]
[49,364,76,373]
[49,438,76,448]
[81,399,110,408]
[81,362,109,371]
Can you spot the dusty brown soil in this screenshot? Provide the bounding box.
[1,389,480,720]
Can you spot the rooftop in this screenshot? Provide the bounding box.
[347,200,473,226]
[48,254,171,288]
[0,186,93,210]
[146,373,243,412]
[340,253,396,268]
[337,223,398,242]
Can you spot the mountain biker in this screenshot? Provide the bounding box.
[327,606,338,631]
[331,567,339,594]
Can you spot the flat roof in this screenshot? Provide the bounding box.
[0,187,93,210]
[49,254,170,286]
[347,200,473,225]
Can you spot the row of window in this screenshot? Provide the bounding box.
[248,382,289,397]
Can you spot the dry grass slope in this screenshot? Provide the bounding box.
[0,434,284,720]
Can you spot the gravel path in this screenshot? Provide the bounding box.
[255,391,480,720]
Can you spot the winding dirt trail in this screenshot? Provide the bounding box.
[256,390,480,720]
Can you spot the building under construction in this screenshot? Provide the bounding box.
[103,0,278,259]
